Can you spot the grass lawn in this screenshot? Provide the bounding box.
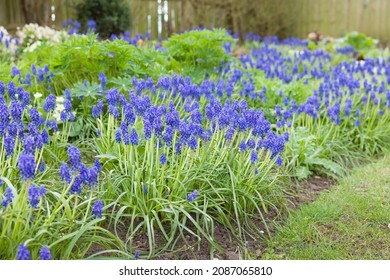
[263,154,390,260]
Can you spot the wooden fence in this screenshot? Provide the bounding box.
[0,0,390,42]
[293,0,390,43]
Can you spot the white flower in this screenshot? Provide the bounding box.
[24,41,42,53]
[55,103,65,112]
[15,23,68,47]
[34,92,43,99]
[53,112,61,122]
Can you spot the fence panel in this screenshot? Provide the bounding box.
[293,0,390,42]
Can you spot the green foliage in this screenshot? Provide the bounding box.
[51,34,134,83]
[285,127,344,179]
[344,31,377,53]
[93,114,285,256]
[18,34,172,92]
[76,0,131,38]
[164,29,235,82]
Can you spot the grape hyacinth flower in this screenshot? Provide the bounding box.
[160,153,167,165]
[39,185,46,196]
[99,72,106,90]
[69,176,82,194]
[283,132,289,142]
[43,94,56,112]
[24,72,31,86]
[28,184,45,208]
[39,246,51,260]
[31,64,37,75]
[4,136,15,157]
[94,158,101,173]
[18,153,36,181]
[68,145,81,170]
[88,167,99,187]
[8,81,16,100]
[16,244,31,260]
[79,163,89,184]
[108,105,120,118]
[10,100,23,122]
[128,128,138,146]
[87,19,96,32]
[106,88,119,107]
[134,250,140,259]
[65,89,72,101]
[92,200,103,218]
[39,161,45,173]
[355,118,360,127]
[250,150,258,163]
[187,190,198,202]
[92,105,100,118]
[247,138,256,149]
[63,99,72,113]
[23,136,35,154]
[0,80,5,95]
[225,126,234,141]
[276,155,283,166]
[60,162,72,183]
[239,140,247,152]
[97,99,104,113]
[30,108,44,126]
[188,136,198,150]
[41,129,49,144]
[2,187,14,207]
[115,129,122,144]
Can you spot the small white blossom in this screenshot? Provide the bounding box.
[34,92,43,99]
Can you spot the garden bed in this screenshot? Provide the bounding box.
[0,23,389,260]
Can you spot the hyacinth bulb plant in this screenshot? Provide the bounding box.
[0,78,123,260]
[92,76,288,256]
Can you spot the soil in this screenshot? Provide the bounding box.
[86,174,335,260]
[288,175,335,209]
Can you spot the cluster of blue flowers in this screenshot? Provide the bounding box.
[28,184,46,208]
[230,41,390,130]
[0,71,79,261]
[2,187,14,207]
[92,73,287,167]
[59,146,102,194]
[63,18,82,35]
[7,64,54,87]
[0,79,60,189]
[187,190,199,202]
[16,244,51,260]
[92,200,104,218]
[0,30,19,55]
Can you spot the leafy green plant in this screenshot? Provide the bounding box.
[344,32,377,53]
[285,126,344,179]
[164,29,235,82]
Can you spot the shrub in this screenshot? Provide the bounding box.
[76,0,131,38]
